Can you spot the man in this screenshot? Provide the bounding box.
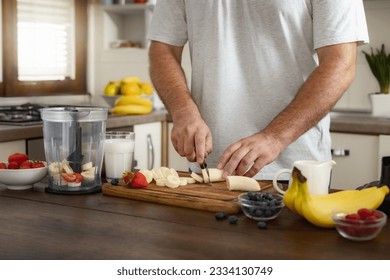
[148,0,369,180]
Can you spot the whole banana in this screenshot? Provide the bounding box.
[287,167,389,228]
[110,104,153,115]
[115,95,153,107]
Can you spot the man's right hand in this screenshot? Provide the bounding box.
[171,114,212,164]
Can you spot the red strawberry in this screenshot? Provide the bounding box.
[61,173,77,182]
[130,172,148,188]
[0,162,6,169]
[20,160,32,169]
[8,153,28,166]
[75,173,83,183]
[31,161,45,168]
[8,161,19,169]
[122,171,134,185]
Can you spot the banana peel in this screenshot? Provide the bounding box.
[287,167,389,228]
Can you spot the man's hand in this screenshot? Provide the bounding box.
[171,114,212,164]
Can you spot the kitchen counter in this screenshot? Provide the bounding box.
[1,183,389,259]
[0,110,168,142]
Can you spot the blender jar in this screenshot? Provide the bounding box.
[41,107,108,194]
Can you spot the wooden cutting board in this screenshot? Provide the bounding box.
[102,174,273,214]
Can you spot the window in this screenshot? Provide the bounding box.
[1,0,87,97]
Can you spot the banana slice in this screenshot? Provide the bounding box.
[82,162,93,171]
[180,177,196,184]
[208,168,225,182]
[48,162,62,175]
[201,169,210,183]
[170,168,179,178]
[160,167,172,178]
[139,169,154,183]
[152,168,164,180]
[179,178,188,186]
[67,182,82,187]
[81,171,95,182]
[166,175,180,188]
[191,172,203,183]
[61,160,74,174]
[156,178,167,187]
[226,176,261,191]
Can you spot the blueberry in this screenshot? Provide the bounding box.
[268,200,276,207]
[111,179,119,185]
[228,215,238,224]
[247,191,256,200]
[265,193,273,200]
[254,209,264,217]
[264,210,273,217]
[257,221,267,229]
[215,211,228,220]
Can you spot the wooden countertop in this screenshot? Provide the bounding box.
[0,182,389,260]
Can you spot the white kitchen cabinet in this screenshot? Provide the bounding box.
[167,122,188,171]
[0,140,26,162]
[133,122,161,170]
[330,133,379,190]
[378,135,390,178]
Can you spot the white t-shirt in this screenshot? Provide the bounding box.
[148,0,369,179]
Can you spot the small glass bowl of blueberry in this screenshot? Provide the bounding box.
[238,192,284,221]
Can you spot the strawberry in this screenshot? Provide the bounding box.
[61,173,77,182]
[8,161,19,169]
[0,162,6,169]
[8,153,28,166]
[20,160,32,169]
[130,172,148,188]
[75,173,83,183]
[31,161,45,168]
[122,171,134,185]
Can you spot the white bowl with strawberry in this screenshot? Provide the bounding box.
[0,153,48,190]
[332,208,387,241]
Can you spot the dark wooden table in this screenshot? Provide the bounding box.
[0,183,389,260]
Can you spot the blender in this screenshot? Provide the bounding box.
[41,107,108,194]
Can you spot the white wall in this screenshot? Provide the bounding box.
[334,0,390,111]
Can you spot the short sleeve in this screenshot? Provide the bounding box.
[312,0,369,49]
[147,0,188,46]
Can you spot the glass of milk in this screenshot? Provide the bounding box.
[104,131,135,183]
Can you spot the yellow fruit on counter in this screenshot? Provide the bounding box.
[121,82,141,96]
[140,83,153,95]
[111,104,153,115]
[287,167,389,228]
[120,76,141,85]
[103,81,119,96]
[115,95,153,107]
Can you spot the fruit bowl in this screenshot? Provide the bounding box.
[102,95,119,107]
[332,209,387,241]
[0,163,48,190]
[238,192,284,221]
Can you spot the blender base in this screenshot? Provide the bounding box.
[45,185,102,195]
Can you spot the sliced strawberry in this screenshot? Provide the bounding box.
[31,161,45,168]
[130,172,148,188]
[8,161,19,169]
[8,153,28,166]
[61,173,77,182]
[20,160,32,169]
[0,162,6,169]
[74,173,83,183]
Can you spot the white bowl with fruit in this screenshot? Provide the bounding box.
[0,153,48,190]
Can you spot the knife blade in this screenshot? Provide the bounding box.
[200,161,212,185]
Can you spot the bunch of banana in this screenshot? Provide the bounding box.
[110,95,153,115]
[283,167,389,228]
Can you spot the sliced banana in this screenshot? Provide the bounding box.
[48,162,62,175]
[179,178,188,186]
[226,176,261,191]
[152,168,164,180]
[139,169,154,183]
[166,175,180,188]
[61,160,74,174]
[201,169,210,183]
[208,168,225,182]
[156,178,167,187]
[82,162,93,171]
[170,168,179,178]
[180,177,196,184]
[160,167,172,178]
[191,172,203,183]
[81,171,95,182]
[67,181,82,187]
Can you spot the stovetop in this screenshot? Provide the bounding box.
[0,103,43,126]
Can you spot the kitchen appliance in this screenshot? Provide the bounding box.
[41,107,108,194]
[0,103,43,126]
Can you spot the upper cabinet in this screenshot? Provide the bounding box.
[100,3,154,51]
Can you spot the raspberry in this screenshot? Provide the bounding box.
[345,213,360,220]
[357,208,374,220]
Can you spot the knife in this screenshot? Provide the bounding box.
[200,161,212,185]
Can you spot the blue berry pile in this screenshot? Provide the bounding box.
[240,192,283,220]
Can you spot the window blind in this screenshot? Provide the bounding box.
[17,0,75,81]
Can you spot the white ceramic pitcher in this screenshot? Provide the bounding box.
[272,160,336,195]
